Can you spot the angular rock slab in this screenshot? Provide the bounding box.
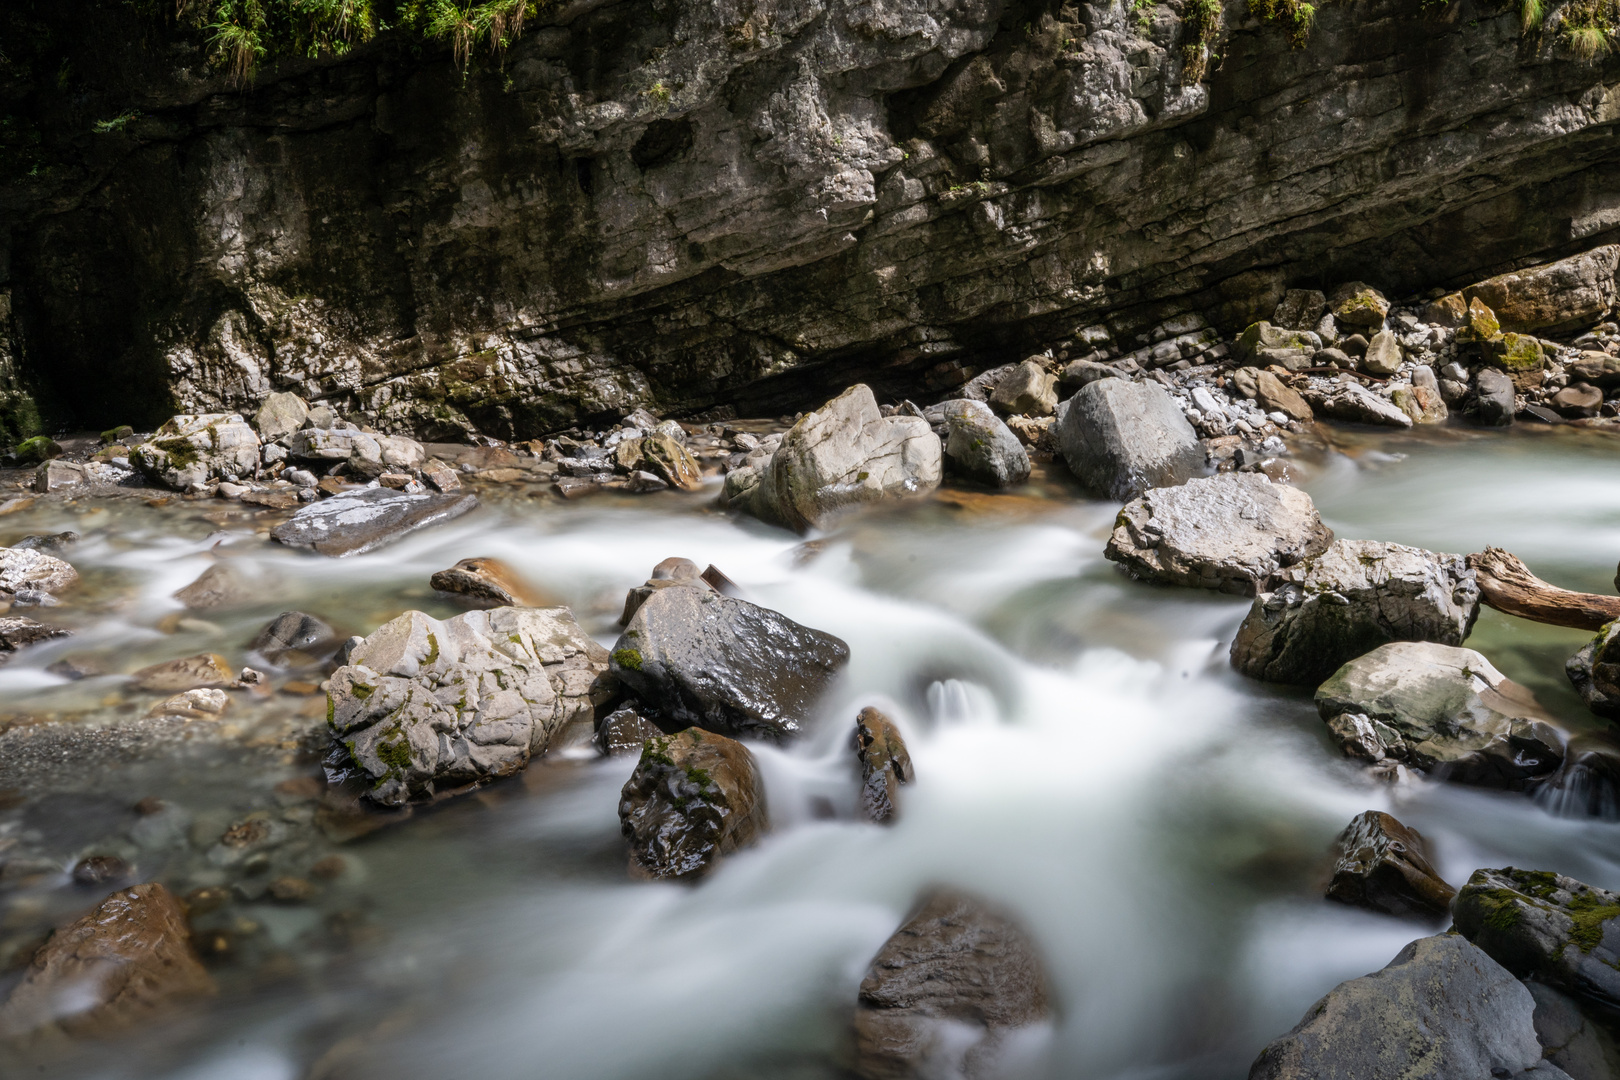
[611,585,849,741]
[1248,933,1565,1080]
[618,728,768,880]
[327,606,608,805]
[1230,540,1480,686]
[1464,245,1620,335]
[751,384,942,532]
[854,889,1051,1080]
[940,399,1030,488]
[1105,473,1333,596]
[1325,810,1455,918]
[1056,379,1203,501]
[1453,867,1620,1010]
[0,883,214,1039]
[271,488,478,557]
[1316,642,1566,787]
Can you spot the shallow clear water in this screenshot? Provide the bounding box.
[2,425,1618,1080]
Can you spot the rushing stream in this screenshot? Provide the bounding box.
[2,424,1618,1080]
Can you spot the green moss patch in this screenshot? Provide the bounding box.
[613,647,643,671]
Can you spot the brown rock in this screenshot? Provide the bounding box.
[854,889,1051,1080]
[1253,371,1313,422]
[1328,282,1390,328]
[377,472,414,489]
[429,557,548,607]
[1463,245,1620,335]
[0,616,69,653]
[1551,383,1604,419]
[0,883,215,1039]
[130,653,238,692]
[595,703,665,756]
[173,562,255,610]
[1325,810,1455,919]
[1421,292,1468,327]
[239,489,301,510]
[618,556,714,626]
[1567,350,1620,386]
[641,432,704,492]
[854,707,914,825]
[618,728,768,881]
[144,688,230,720]
[267,877,315,902]
[988,359,1059,417]
[420,460,462,493]
[1460,296,1502,340]
[71,855,131,887]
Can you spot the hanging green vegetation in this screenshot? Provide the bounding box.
[1181,0,1225,83]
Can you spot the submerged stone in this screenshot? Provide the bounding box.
[270,487,478,557]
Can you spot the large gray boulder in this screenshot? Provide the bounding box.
[1231,540,1480,686]
[611,586,849,742]
[326,606,610,805]
[1315,642,1566,787]
[1248,933,1569,1080]
[853,889,1051,1080]
[1453,868,1620,1010]
[1525,980,1620,1080]
[618,727,768,881]
[748,384,942,532]
[1055,379,1203,501]
[270,487,478,556]
[1477,368,1518,426]
[1104,473,1333,596]
[939,399,1030,487]
[130,413,261,490]
[253,391,309,440]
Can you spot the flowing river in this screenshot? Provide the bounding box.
[1,423,1617,1080]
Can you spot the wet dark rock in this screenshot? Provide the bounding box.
[611,585,849,741]
[1316,642,1565,787]
[618,557,715,626]
[250,611,338,664]
[1055,379,1203,501]
[618,728,768,881]
[1231,540,1480,686]
[1105,473,1333,596]
[1325,811,1455,919]
[430,557,545,607]
[1453,868,1620,1010]
[940,399,1030,488]
[129,653,239,692]
[595,703,665,757]
[1476,368,1518,427]
[854,706,914,825]
[14,532,78,555]
[71,855,132,887]
[1565,621,1620,721]
[1537,734,1620,820]
[327,606,609,805]
[854,889,1051,1080]
[1247,933,1560,1080]
[0,616,69,655]
[270,487,478,557]
[0,883,215,1039]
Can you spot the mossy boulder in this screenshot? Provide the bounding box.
[130,413,260,490]
[1235,321,1317,369]
[618,728,768,880]
[1483,332,1546,391]
[1459,296,1502,341]
[1454,867,1620,1009]
[326,606,609,805]
[13,435,61,463]
[99,425,134,445]
[1566,619,1620,720]
[1462,245,1620,335]
[1328,281,1390,328]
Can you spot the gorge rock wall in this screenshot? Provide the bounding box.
[5,0,1620,437]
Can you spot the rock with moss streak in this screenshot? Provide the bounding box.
[1454,868,1620,1011]
[618,728,768,880]
[1566,621,1620,720]
[326,606,609,805]
[940,399,1030,487]
[1463,246,1620,335]
[611,585,849,741]
[1247,933,1569,1080]
[130,413,260,490]
[1105,472,1333,596]
[1230,540,1480,686]
[749,384,941,532]
[1315,642,1566,788]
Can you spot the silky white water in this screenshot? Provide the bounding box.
[3,425,1617,1080]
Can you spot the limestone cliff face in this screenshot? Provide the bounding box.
[4,0,1620,437]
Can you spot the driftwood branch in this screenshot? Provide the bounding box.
[1467,546,1620,631]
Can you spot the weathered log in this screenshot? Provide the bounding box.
[1467,547,1620,631]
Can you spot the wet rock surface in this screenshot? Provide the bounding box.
[0,616,69,658]
[1325,811,1455,919]
[1231,541,1480,686]
[429,557,544,608]
[1105,473,1333,596]
[1453,868,1620,1009]
[1316,642,1566,787]
[854,889,1050,1080]
[611,586,849,742]
[594,704,665,757]
[1056,379,1203,501]
[938,400,1030,488]
[249,611,338,665]
[327,606,609,805]
[1565,620,1620,720]
[270,488,478,557]
[1248,933,1564,1080]
[618,728,768,881]
[854,707,914,825]
[0,883,215,1040]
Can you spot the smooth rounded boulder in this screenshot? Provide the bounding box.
[619,728,768,880]
[1055,379,1203,501]
[327,606,609,805]
[1315,641,1565,787]
[611,585,849,742]
[1230,540,1480,686]
[1105,473,1333,596]
[748,384,942,531]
